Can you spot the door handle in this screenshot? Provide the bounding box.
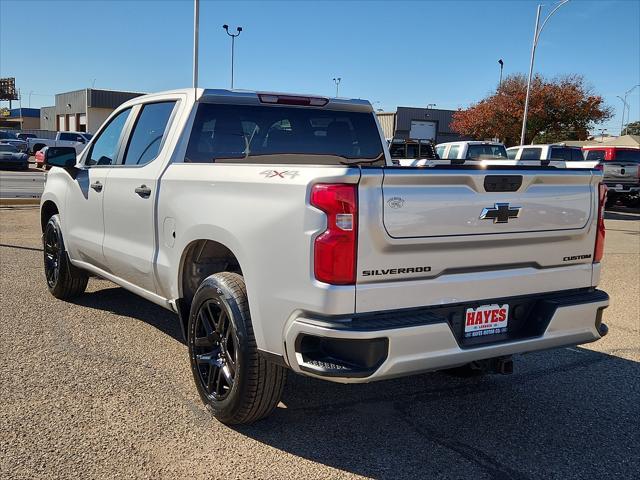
[135,185,151,198]
[90,181,103,192]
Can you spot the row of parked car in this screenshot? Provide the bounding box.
[391,139,639,208]
[0,129,93,171]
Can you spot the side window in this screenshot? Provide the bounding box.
[447,145,460,159]
[406,144,418,159]
[507,148,518,159]
[86,108,132,166]
[550,147,572,161]
[520,148,542,160]
[571,148,585,162]
[435,145,446,158]
[586,150,605,161]
[122,102,176,166]
[59,132,74,141]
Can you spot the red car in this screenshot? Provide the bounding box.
[583,146,640,207]
[34,148,47,169]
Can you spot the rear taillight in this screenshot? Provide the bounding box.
[311,184,358,285]
[594,183,607,263]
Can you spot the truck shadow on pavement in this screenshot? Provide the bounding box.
[72,286,185,345]
[237,347,639,480]
[68,284,639,479]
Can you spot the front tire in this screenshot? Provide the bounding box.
[43,215,88,299]
[187,272,286,425]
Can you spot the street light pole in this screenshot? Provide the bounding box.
[520,0,570,146]
[617,95,629,134]
[333,77,341,97]
[498,59,504,89]
[223,25,243,89]
[193,0,199,89]
[620,84,640,134]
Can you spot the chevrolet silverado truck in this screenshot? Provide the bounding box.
[40,88,609,424]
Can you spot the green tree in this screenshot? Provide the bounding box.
[451,74,613,146]
[622,121,640,136]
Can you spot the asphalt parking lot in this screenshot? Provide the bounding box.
[1,206,638,480]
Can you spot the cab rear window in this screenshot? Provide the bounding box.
[614,150,640,162]
[185,103,384,165]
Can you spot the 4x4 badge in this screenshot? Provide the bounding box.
[480,203,521,223]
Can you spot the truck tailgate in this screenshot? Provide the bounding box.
[603,163,639,185]
[355,167,601,313]
[382,169,592,237]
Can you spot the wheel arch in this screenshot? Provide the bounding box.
[40,200,59,232]
[176,238,245,336]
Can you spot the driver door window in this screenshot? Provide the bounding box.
[86,108,132,166]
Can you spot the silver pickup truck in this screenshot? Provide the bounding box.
[40,88,609,424]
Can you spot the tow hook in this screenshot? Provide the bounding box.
[489,356,513,375]
[462,355,513,375]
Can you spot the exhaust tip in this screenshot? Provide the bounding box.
[598,322,609,337]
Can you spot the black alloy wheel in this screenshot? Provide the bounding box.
[43,222,61,288]
[42,214,88,299]
[193,299,238,400]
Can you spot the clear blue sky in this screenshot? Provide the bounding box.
[1,0,639,135]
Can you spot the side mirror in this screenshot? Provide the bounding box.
[45,146,77,173]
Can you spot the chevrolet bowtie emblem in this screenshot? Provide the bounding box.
[480,203,521,223]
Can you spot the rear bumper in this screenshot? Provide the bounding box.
[284,289,609,383]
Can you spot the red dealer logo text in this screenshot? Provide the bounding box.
[466,307,507,326]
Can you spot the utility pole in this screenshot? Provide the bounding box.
[333,77,341,97]
[520,0,570,145]
[223,25,243,89]
[193,0,199,89]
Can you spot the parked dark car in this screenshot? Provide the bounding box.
[0,130,29,153]
[0,143,29,170]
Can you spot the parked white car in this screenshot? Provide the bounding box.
[28,131,92,155]
[40,88,609,424]
[436,141,509,161]
[507,144,598,169]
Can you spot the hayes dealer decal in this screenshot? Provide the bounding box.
[464,304,509,338]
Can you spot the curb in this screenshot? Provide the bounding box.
[0,198,41,206]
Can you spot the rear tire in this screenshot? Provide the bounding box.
[43,215,88,299]
[187,272,287,425]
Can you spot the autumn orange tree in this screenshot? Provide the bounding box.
[451,74,612,146]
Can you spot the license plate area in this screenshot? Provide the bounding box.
[445,296,543,348]
[464,304,509,339]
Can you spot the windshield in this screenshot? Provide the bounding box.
[83,133,93,140]
[467,144,508,160]
[186,103,384,165]
[0,131,19,140]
